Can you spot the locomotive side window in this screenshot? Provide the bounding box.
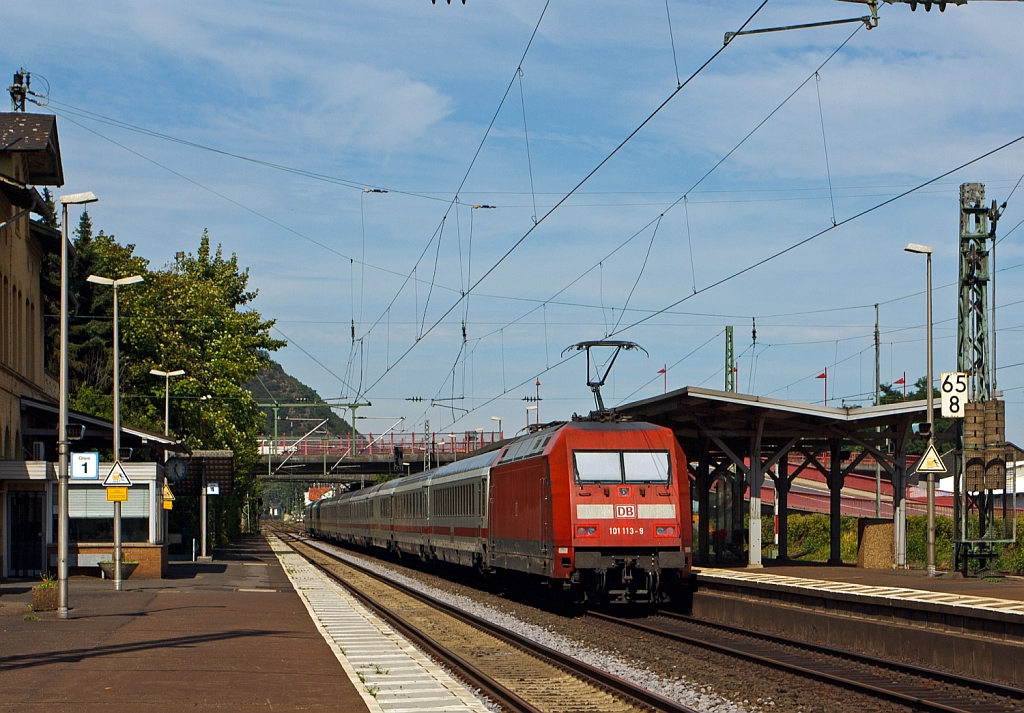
[623,451,670,483]
[573,452,623,483]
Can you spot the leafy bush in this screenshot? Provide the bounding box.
[785,514,858,563]
[778,513,1023,573]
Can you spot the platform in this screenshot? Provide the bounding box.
[0,537,370,712]
[692,564,1024,686]
[269,535,490,713]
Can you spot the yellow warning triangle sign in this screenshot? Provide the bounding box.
[162,483,175,501]
[917,445,947,473]
[103,460,133,486]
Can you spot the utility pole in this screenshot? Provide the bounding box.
[959,183,992,403]
[424,419,431,471]
[875,304,881,518]
[955,182,1013,575]
[7,68,29,111]
[725,326,735,393]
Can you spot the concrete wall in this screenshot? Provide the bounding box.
[693,586,1024,686]
[48,543,169,578]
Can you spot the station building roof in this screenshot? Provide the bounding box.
[21,397,190,456]
[0,113,64,186]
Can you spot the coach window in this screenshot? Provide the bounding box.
[623,451,671,483]
[573,451,622,484]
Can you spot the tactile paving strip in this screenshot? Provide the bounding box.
[697,568,1024,616]
[269,536,490,713]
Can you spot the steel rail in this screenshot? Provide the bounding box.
[278,531,699,713]
[279,531,542,713]
[588,610,1024,713]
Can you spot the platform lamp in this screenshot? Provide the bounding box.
[490,416,502,441]
[905,242,936,577]
[86,272,144,591]
[57,191,97,620]
[150,368,185,543]
[198,394,213,559]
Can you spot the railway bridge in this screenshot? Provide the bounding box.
[255,430,503,484]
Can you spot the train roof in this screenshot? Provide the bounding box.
[398,449,500,486]
[323,419,670,504]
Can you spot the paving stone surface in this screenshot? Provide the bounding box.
[0,537,369,712]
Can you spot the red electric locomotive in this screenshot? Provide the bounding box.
[488,419,691,603]
[308,418,692,604]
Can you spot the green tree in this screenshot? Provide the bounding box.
[67,224,284,542]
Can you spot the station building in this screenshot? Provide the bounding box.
[0,112,188,580]
[0,112,64,578]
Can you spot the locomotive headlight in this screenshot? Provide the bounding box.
[655,525,677,537]
[576,526,598,537]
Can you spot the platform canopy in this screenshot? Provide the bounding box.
[613,386,934,446]
[612,386,938,569]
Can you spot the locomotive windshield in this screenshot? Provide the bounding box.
[573,452,622,482]
[574,451,671,484]
[623,451,670,483]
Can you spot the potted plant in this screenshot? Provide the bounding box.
[98,557,139,580]
[32,573,58,612]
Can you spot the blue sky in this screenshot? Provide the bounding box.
[7,1,1024,441]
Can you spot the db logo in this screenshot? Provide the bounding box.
[615,505,637,518]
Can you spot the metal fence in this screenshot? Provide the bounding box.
[258,430,503,457]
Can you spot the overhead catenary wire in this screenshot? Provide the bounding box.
[36,97,444,203]
[352,0,552,350]
[49,109,463,296]
[428,17,930,413]
[814,71,838,226]
[272,326,358,395]
[613,214,663,334]
[518,69,539,225]
[51,11,1024,422]
[360,0,774,397]
[683,195,697,294]
[615,328,724,404]
[608,131,1024,340]
[416,20,865,384]
[665,0,682,88]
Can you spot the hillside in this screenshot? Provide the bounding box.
[245,358,357,437]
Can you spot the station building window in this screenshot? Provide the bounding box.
[62,485,151,543]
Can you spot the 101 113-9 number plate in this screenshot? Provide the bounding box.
[608,526,644,535]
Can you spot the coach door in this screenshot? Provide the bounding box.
[540,467,551,556]
[9,490,44,578]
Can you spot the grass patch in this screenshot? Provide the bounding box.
[778,512,1024,573]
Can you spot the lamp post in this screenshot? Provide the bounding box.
[150,369,184,543]
[86,272,144,591]
[905,242,936,577]
[490,416,502,441]
[57,192,97,619]
[150,369,186,439]
[198,394,212,559]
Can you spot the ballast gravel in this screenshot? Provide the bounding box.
[302,538,914,713]
[306,538,751,713]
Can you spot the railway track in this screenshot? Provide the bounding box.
[275,529,699,713]
[279,527,1024,712]
[588,610,1024,713]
